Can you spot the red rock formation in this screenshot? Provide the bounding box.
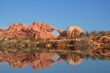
[31,22,54,32]
[32,21,58,39]
[1,23,28,38]
[6,23,20,32]
[53,26,83,37]
[31,21,41,32]
[34,31,58,39]
[21,22,31,31]
[0,30,3,36]
[0,21,59,39]
[66,26,83,37]
[0,21,83,39]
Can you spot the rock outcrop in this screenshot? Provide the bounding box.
[32,22,58,39]
[0,22,58,39]
[66,26,83,37]
[2,23,28,38]
[0,21,83,39]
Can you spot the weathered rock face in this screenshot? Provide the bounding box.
[7,23,23,32]
[31,22,41,32]
[34,31,58,39]
[21,22,31,31]
[32,22,54,32]
[32,21,58,39]
[1,23,28,38]
[0,21,59,39]
[0,21,83,39]
[66,26,83,37]
[54,26,83,38]
[0,30,3,35]
[60,30,67,37]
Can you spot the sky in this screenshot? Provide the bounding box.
[0,0,110,32]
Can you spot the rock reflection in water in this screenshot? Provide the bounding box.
[0,43,110,69]
[57,53,83,65]
[0,51,58,70]
[0,47,110,70]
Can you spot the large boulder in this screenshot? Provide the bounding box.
[66,26,83,37]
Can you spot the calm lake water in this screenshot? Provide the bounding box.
[0,52,110,73]
[0,59,110,73]
[0,37,110,73]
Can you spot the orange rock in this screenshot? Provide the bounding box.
[66,26,83,37]
[0,30,3,36]
[46,24,54,32]
[7,23,22,32]
[21,22,30,31]
[34,31,58,39]
[0,21,83,39]
[31,21,41,32]
[40,22,47,31]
